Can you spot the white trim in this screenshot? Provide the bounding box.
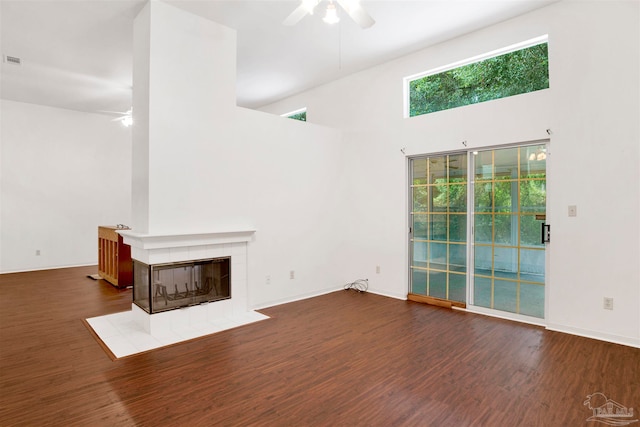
[0,262,96,274]
[546,323,640,349]
[118,229,256,250]
[455,309,640,349]
[252,287,407,312]
[368,288,408,301]
[250,286,341,311]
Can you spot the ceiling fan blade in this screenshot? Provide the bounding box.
[283,1,318,26]
[99,110,129,115]
[336,0,375,29]
[283,5,307,26]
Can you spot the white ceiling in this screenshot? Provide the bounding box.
[0,0,556,115]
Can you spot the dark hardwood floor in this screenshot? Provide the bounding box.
[1,266,638,426]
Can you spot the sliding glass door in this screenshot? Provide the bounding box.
[471,145,546,318]
[409,143,547,319]
[409,153,468,308]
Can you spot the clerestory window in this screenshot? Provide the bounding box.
[282,108,307,122]
[406,36,549,117]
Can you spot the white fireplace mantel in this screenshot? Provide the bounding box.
[118,229,256,250]
[118,229,256,266]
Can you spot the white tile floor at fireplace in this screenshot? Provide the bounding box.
[86,309,269,358]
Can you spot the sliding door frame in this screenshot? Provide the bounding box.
[407,139,550,326]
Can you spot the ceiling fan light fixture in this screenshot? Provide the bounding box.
[528,148,546,161]
[120,108,133,127]
[323,2,340,25]
[121,116,133,127]
[284,0,373,29]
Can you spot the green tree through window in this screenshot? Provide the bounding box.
[409,43,549,117]
[288,111,306,121]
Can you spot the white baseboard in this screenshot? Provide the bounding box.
[0,263,96,275]
[251,286,342,311]
[367,288,407,301]
[546,323,640,349]
[251,286,407,312]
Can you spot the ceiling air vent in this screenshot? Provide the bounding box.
[3,55,21,65]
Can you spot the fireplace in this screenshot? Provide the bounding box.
[87,229,268,358]
[133,257,231,314]
[117,229,255,334]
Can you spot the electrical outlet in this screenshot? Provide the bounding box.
[603,297,613,310]
[35,250,41,256]
[290,270,295,280]
[568,205,577,217]
[376,265,380,274]
[265,275,271,285]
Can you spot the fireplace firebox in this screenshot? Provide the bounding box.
[133,257,231,314]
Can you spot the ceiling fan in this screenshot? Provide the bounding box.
[284,0,375,29]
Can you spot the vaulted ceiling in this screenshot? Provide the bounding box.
[0,0,556,116]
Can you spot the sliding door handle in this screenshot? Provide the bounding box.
[541,222,551,244]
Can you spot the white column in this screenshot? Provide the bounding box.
[132,1,238,235]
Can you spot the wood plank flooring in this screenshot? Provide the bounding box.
[1,266,638,426]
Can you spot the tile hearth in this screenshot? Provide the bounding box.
[86,308,268,359]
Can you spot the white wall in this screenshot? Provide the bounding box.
[131,1,348,309]
[2,0,638,347]
[0,100,132,272]
[0,1,349,314]
[235,108,347,308]
[261,1,640,347]
[544,0,639,346]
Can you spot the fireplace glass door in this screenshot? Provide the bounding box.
[133,257,230,314]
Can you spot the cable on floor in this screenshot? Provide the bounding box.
[344,278,368,293]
